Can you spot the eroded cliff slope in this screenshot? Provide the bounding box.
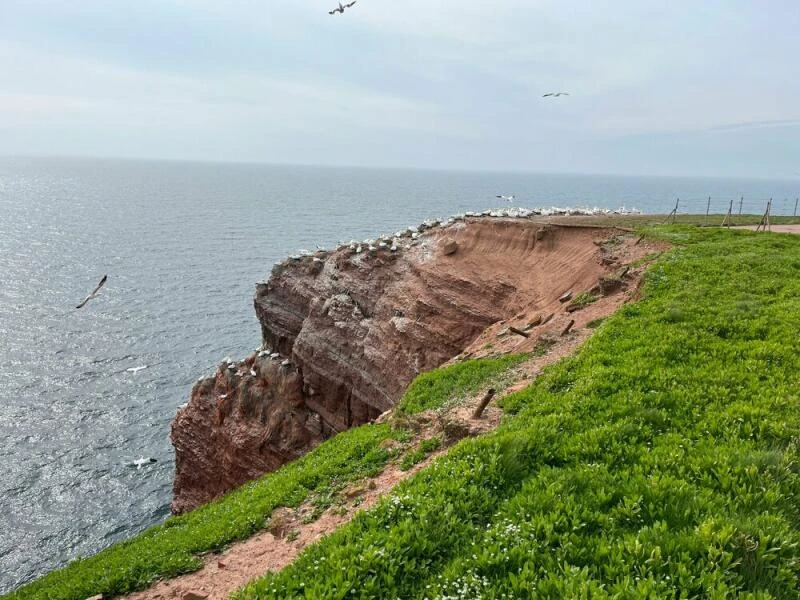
[171,217,641,513]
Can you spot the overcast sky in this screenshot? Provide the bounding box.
[0,1,798,177]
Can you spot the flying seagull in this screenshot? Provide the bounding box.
[329,1,356,14]
[76,274,107,309]
[496,195,515,202]
[543,92,569,97]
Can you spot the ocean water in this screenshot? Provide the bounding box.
[0,156,797,593]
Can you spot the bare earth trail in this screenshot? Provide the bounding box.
[124,232,663,600]
[732,224,800,234]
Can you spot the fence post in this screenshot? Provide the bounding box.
[738,196,744,216]
[794,197,798,218]
[721,199,733,228]
[664,198,679,224]
[768,198,772,232]
[705,196,711,226]
[756,199,772,233]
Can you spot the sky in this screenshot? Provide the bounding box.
[0,0,798,177]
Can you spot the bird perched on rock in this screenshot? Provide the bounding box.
[131,456,157,469]
[76,274,107,309]
[329,1,356,14]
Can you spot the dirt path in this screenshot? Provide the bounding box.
[122,233,663,600]
[732,224,800,234]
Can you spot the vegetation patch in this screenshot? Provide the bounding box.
[237,227,800,599]
[569,290,600,308]
[586,317,606,329]
[396,354,527,415]
[399,436,443,471]
[629,250,663,268]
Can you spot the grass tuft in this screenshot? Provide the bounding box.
[396,354,528,415]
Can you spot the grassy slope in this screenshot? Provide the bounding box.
[238,227,800,599]
[4,357,519,600]
[397,354,527,415]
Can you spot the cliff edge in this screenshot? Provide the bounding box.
[171,216,642,513]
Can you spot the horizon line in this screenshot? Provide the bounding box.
[1,152,798,183]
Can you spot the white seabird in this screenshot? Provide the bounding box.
[131,456,157,470]
[75,274,107,309]
[126,365,148,374]
[496,195,515,202]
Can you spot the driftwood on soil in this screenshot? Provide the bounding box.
[472,388,496,419]
[561,320,575,336]
[525,314,542,329]
[508,326,530,338]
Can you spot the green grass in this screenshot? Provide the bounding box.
[237,227,800,599]
[3,423,404,600]
[570,290,600,308]
[399,436,443,471]
[586,317,606,329]
[396,354,528,415]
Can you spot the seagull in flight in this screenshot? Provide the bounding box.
[76,274,107,309]
[543,92,569,97]
[329,1,356,14]
[496,195,515,202]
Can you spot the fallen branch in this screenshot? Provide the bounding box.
[561,320,575,336]
[472,388,496,419]
[508,326,530,338]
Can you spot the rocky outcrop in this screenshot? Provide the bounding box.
[171,217,632,513]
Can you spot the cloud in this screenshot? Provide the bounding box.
[0,1,799,175]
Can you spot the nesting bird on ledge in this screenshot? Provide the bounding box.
[329,1,356,14]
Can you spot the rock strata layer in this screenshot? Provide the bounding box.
[171,218,627,513]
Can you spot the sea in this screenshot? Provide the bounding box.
[0,156,797,593]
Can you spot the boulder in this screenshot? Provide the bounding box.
[442,240,458,255]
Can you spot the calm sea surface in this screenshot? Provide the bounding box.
[0,156,797,592]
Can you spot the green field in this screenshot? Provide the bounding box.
[237,226,800,599]
[8,224,800,599]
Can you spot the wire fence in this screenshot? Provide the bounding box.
[663,196,799,219]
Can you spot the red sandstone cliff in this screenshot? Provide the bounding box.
[171,217,634,513]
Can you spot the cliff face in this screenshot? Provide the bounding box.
[171,217,626,513]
